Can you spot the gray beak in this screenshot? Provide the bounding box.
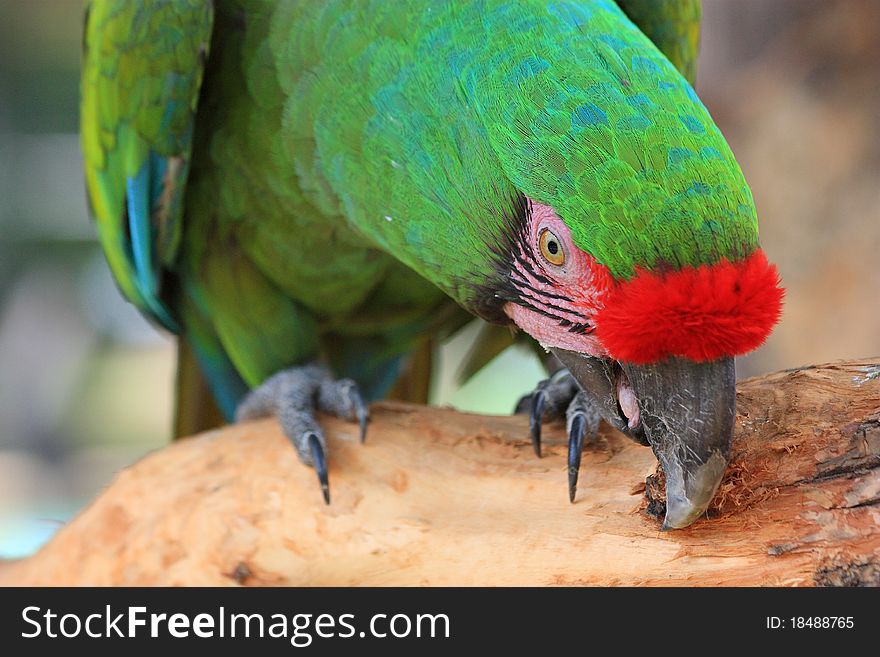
[552,349,736,529]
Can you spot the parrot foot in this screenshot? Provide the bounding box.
[235,364,369,505]
[516,370,601,503]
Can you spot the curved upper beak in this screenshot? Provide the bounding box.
[552,349,736,529]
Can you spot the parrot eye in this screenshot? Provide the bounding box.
[538,228,565,266]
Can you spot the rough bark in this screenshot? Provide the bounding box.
[2,359,878,586]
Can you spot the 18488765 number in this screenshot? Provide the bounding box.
[767,617,855,629]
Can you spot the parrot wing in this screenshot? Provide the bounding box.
[81,0,213,331]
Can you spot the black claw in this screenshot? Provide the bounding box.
[307,433,330,505]
[355,398,369,444]
[530,391,546,458]
[345,384,369,443]
[358,409,368,444]
[567,413,586,503]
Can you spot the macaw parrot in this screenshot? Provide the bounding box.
[81,0,783,529]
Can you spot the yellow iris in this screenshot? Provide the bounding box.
[539,229,565,266]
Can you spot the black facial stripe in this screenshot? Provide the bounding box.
[508,273,572,302]
[513,298,594,335]
[511,298,569,324]
[513,252,553,286]
[566,322,595,335]
[517,290,589,320]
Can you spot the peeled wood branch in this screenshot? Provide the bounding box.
[2,359,879,586]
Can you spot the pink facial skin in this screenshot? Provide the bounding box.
[503,199,611,356]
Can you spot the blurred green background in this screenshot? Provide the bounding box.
[1,0,878,558]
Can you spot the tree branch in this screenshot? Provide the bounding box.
[2,359,879,586]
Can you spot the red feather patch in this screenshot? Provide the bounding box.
[594,249,784,364]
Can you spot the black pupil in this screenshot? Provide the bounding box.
[547,240,559,255]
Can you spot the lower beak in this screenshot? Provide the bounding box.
[552,350,736,529]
